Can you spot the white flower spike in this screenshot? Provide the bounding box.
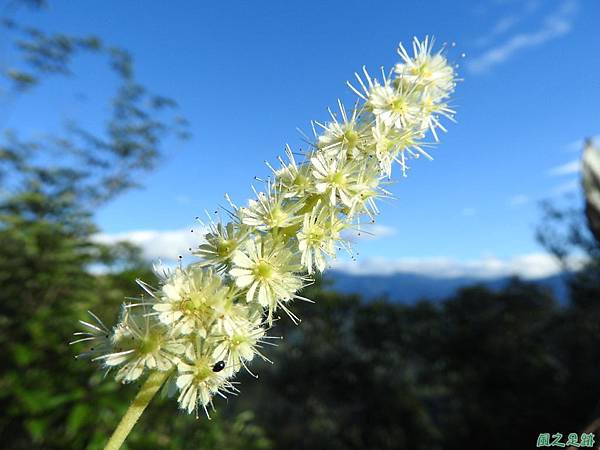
[73,37,459,444]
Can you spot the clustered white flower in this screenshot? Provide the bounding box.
[72,36,457,418]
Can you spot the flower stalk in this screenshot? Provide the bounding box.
[104,370,171,450]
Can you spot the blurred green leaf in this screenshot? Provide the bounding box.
[66,404,90,438]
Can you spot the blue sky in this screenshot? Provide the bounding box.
[4,0,599,278]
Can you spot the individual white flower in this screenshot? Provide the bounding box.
[151,267,235,337]
[270,145,315,199]
[311,153,360,207]
[297,201,344,273]
[213,313,270,377]
[316,100,371,159]
[240,182,304,230]
[346,159,389,220]
[371,118,427,177]
[367,81,422,130]
[229,236,307,324]
[418,93,455,141]
[212,296,262,337]
[194,221,251,272]
[371,119,405,177]
[395,36,455,100]
[90,307,186,383]
[175,337,238,417]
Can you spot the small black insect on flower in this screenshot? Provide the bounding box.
[212,361,225,372]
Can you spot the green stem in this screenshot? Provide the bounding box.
[104,370,170,450]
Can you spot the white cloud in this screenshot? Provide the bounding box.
[331,252,583,280]
[94,227,204,261]
[547,159,580,176]
[474,0,541,48]
[552,178,579,195]
[508,194,530,206]
[468,0,579,74]
[94,228,584,281]
[474,15,519,48]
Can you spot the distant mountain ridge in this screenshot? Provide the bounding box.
[324,270,569,303]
